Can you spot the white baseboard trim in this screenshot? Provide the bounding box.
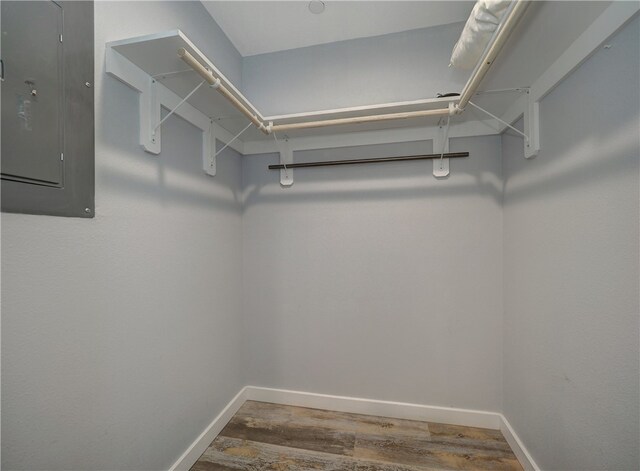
[168,387,248,471]
[168,385,539,471]
[245,386,501,429]
[499,414,541,471]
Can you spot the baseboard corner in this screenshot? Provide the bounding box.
[499,413,541,471]
[168,386,248,471]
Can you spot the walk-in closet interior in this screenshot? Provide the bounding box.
[1,1,639,470]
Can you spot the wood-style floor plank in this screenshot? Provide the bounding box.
[354,433,521,471]
[220,402,357,456]
[191,401,523,471]
[282,402,431,438]
[222,401,431,452]
[196,436,442,471]
[427,423,506,443]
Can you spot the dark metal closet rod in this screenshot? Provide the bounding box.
[268,152,469,170]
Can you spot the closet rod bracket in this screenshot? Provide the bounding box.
[279,142,293,187]
[272,130,293,187]
[433,116,451,178]
[524,90,540,159]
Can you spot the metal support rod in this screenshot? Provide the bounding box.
[153,80,205,133]
[178,48,269,134]
[468,100,528,142]
[457,0,530,111]
[268,152,469,170]
[439,116,451,160]
[215,122,253,157]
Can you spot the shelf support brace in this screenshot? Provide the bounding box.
[153,80,205,135]
[433,116,451,178]
[273,129,293,187]
[280,146,293,187]
[524,91,540,159]
[205,121,216,176]
[468,99,539,159]
[468,100,528,141]
[143,78,162,154]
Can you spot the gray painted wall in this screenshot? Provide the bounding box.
[242,136,504,411]
[501,17,639,470]
[1,2,245,469]
[242,22,469,116]
[2,2,639,469]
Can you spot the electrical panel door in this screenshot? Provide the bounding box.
[1,1,64,186]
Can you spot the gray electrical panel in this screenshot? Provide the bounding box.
[2,1,63,186]
[1,1,94,217]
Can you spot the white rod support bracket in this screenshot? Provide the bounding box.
[433,153,450,178]
[433,119,450,178]
[204,121,216,176]
[279,141,294,187]
[524,91,540,159]
[143,78,162,154]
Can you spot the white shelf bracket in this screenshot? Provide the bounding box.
[524,91,540,159]
[433,117,450,178]
[279,140,294,187]
[105,47,244,178]
[271,125,293,187]
[204,121,216,176]
[143,78,162,154]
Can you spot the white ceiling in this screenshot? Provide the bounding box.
[202,1,475,57]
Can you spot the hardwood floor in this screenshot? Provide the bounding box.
[191,401,523,471]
